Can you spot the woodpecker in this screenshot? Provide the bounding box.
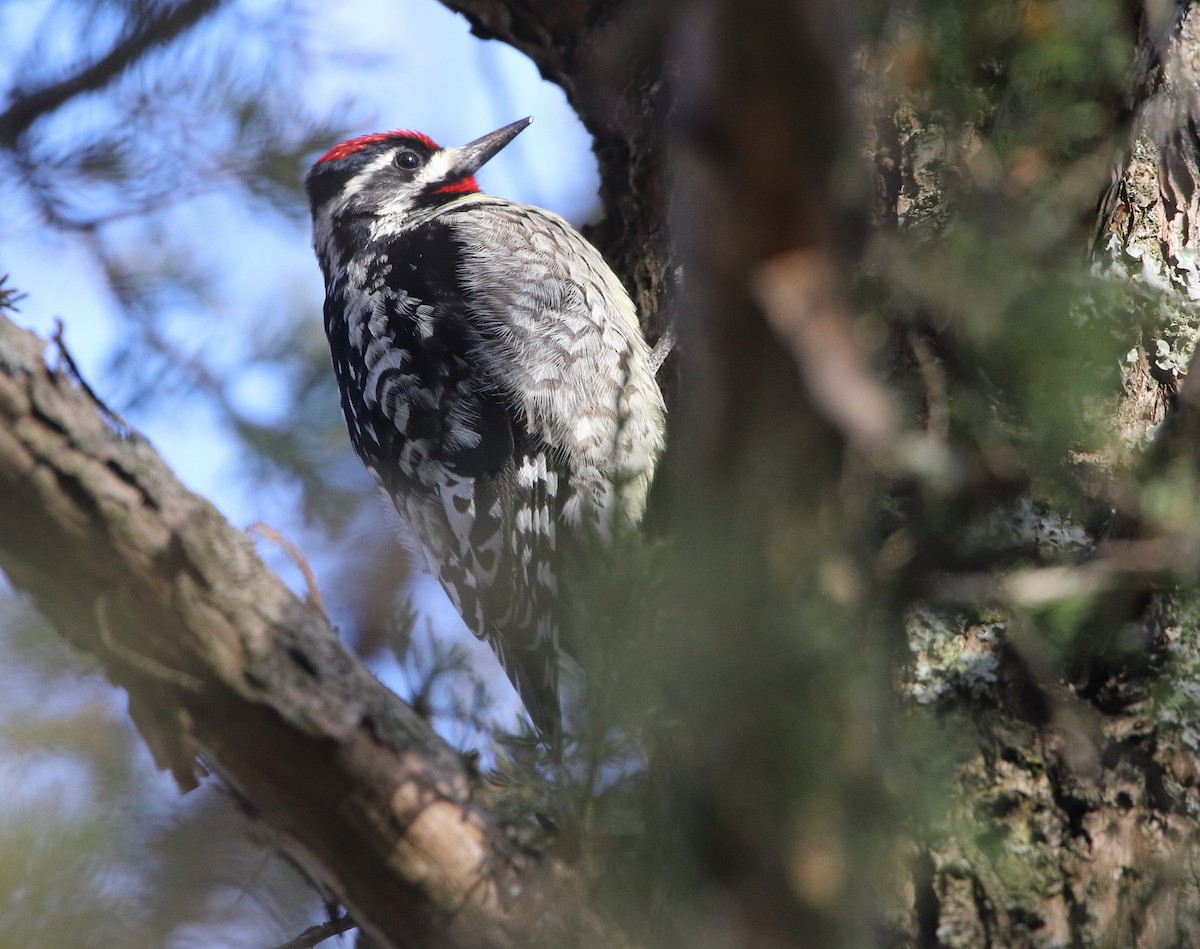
[305,118,666,743]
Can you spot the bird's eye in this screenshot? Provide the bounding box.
[394,149,421,170]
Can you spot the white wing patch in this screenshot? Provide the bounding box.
[438,474,476,549]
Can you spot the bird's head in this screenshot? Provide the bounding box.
[305,117,532,229]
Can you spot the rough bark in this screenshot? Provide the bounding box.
[0,314,627,949]
[903,615,1200,949]
[880,3,1200,945]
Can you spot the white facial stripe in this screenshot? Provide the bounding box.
[313,144,495,251]
[418,148,458,190]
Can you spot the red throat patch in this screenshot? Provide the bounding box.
[317,129,440,164]
[434,176,480,195]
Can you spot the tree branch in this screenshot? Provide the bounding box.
[0,0,223,148]
[272,914,355,949]
[0,312,626,949]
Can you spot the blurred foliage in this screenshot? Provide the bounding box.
[864,0,1132,156]
[5,0,1200,946]
[860,0,1154,546]
[0,0,368,539]
[0,273,24,313]
[0,0,415,944]
[0,598,317,946]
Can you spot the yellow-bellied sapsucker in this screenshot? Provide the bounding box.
[305,118,666,743]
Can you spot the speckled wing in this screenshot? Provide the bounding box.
[445,198,667,534]
[324,217,563,737]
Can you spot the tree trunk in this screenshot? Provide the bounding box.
[878,3,1200,945]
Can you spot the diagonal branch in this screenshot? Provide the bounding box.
[0,0,223,148]
[0,312,628,949]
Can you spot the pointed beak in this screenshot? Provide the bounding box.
[445,117,532,179]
